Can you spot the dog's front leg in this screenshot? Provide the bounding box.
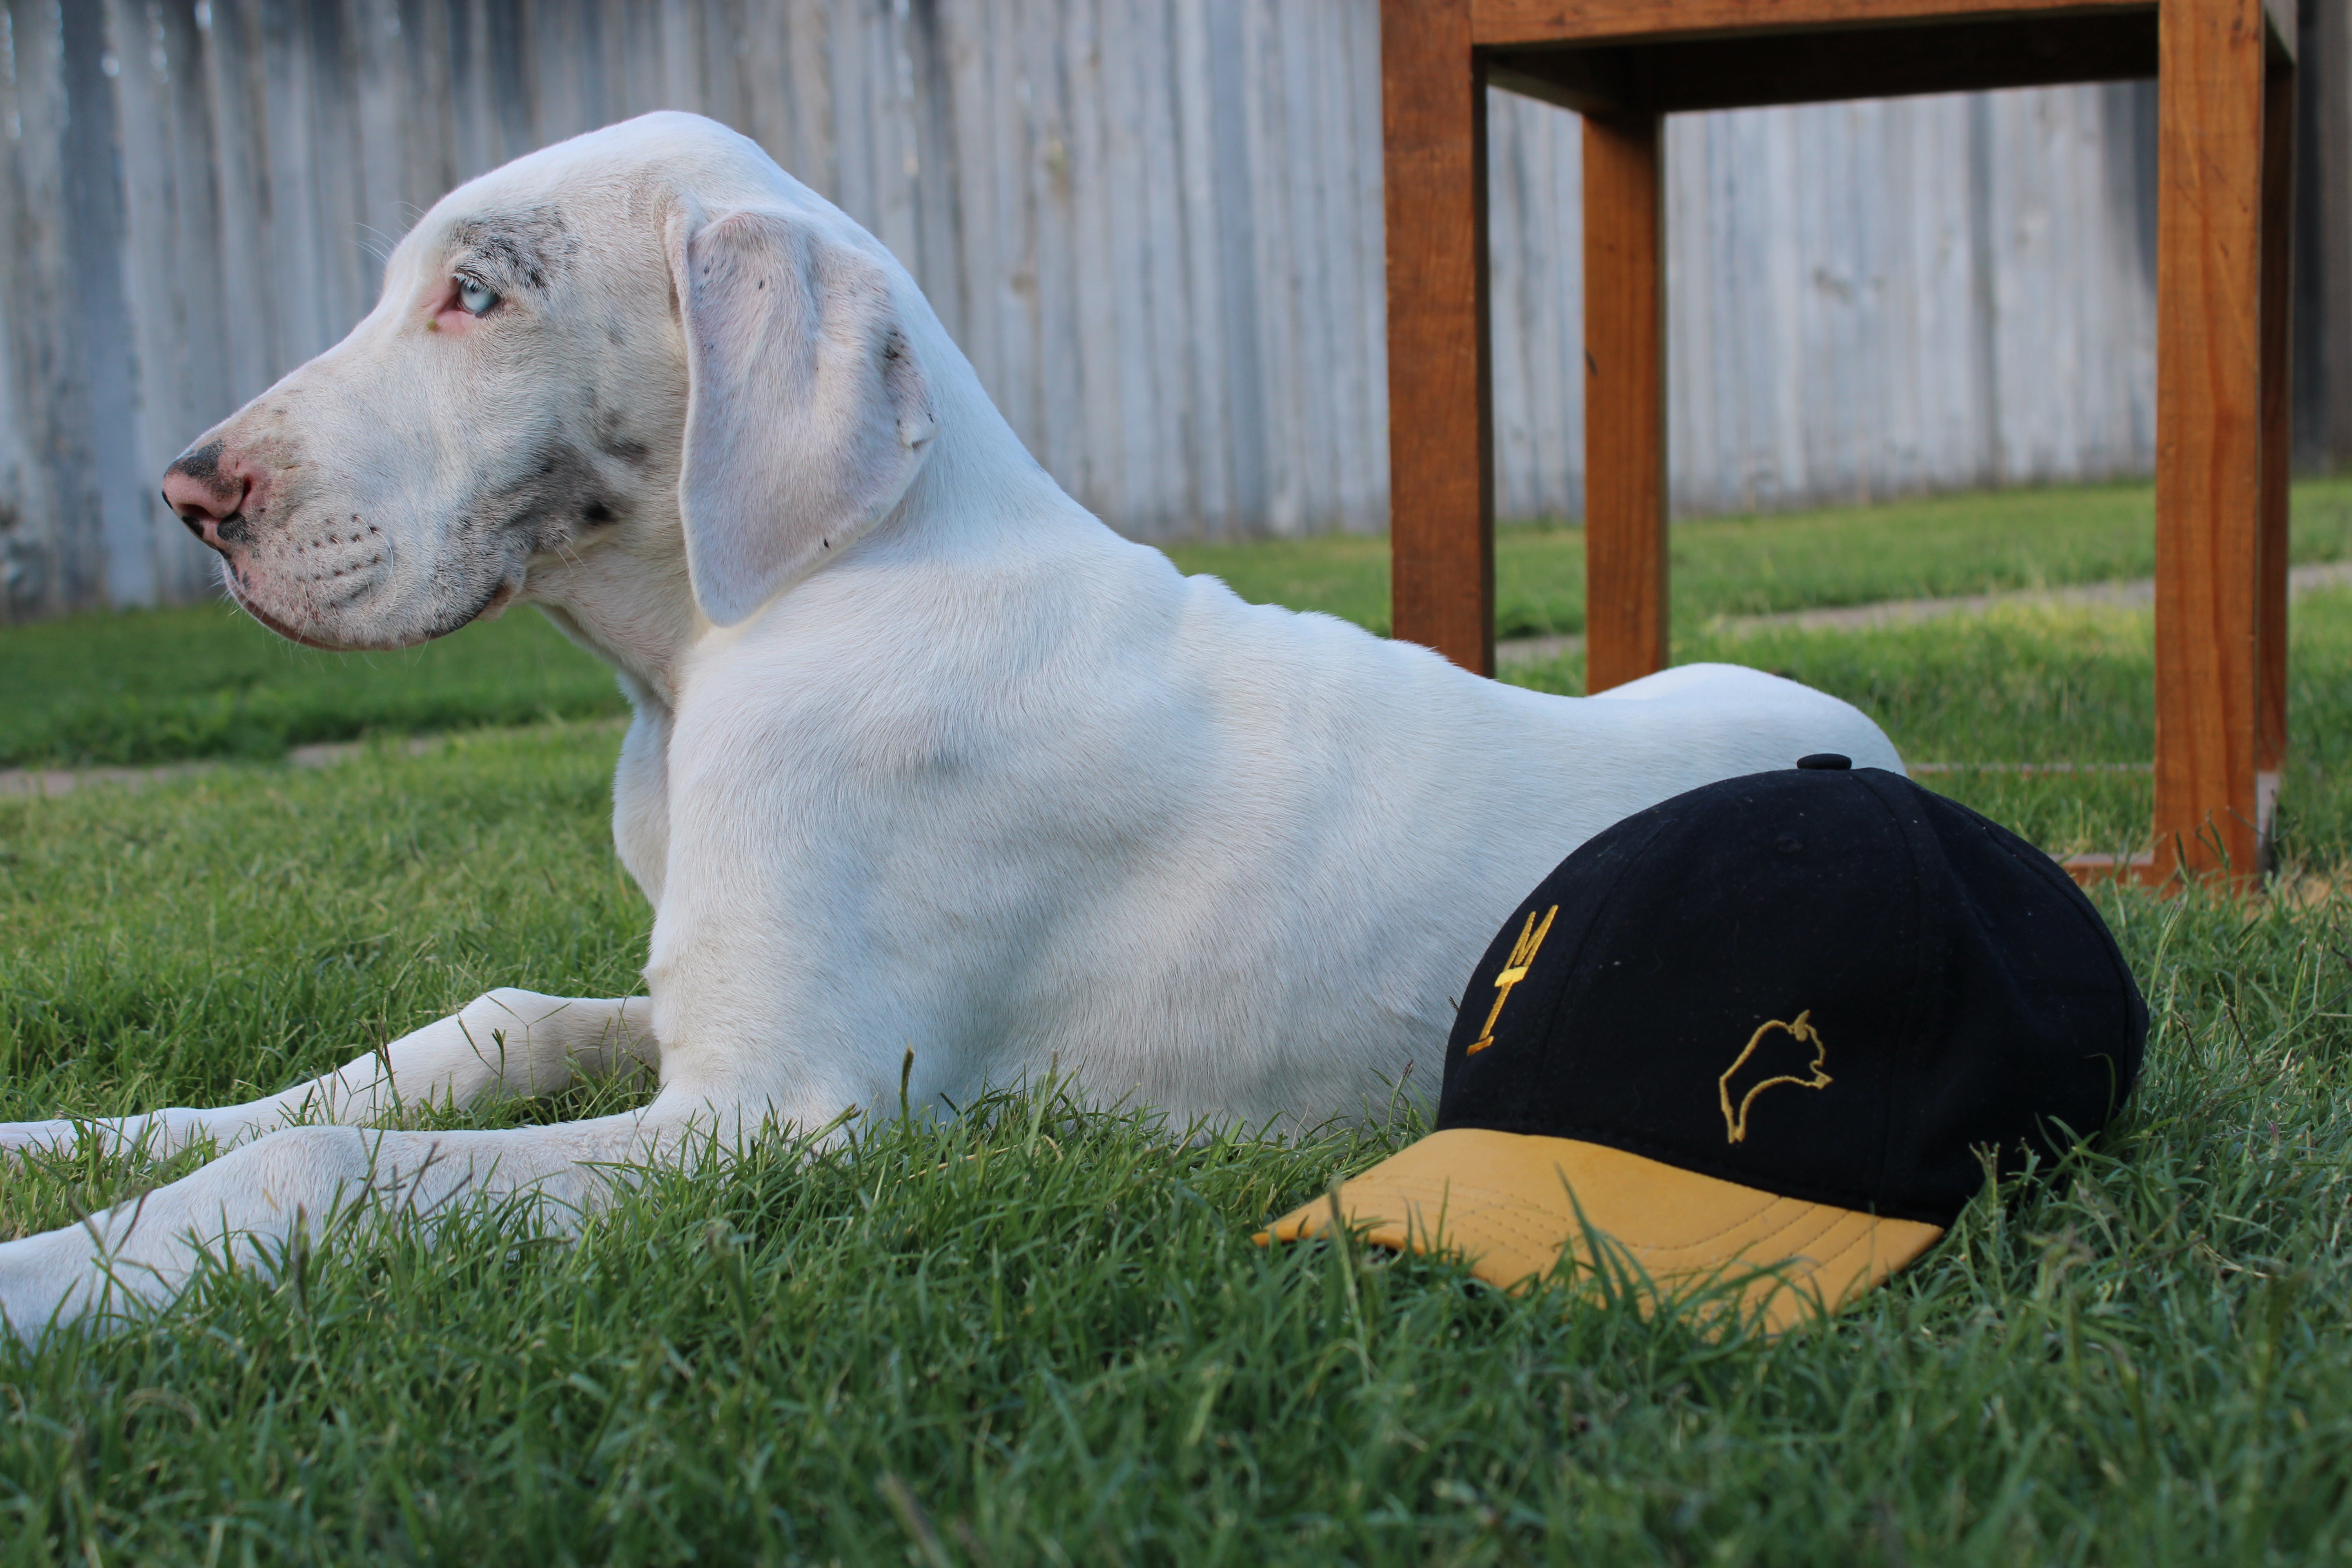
[0,991,661,1160]
[0,1088,726,1339]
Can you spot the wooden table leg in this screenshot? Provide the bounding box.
[1383,0,1494,676]
[1582,109,1668,694]
[2257,46,2296,869]
[2152,0,2269,883]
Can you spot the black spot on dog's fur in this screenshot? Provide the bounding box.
[591,406,651,468]
[481,439,619,551]
[449,208,578,292]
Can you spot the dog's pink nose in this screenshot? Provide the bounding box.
[162,442,253,552]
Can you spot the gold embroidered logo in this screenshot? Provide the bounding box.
[1466,905,1558,1056]
[1717,1010,1833,1143]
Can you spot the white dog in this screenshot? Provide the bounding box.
[0,113,1898,1336]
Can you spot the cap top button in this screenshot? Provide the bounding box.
[1797,753,1852,771]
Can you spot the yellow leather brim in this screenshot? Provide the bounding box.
[1258,1126,1944,1334]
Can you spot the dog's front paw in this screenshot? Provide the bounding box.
[0,1112,170,1162]
[0,1119,84,1158]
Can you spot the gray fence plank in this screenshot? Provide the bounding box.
[0,2,67,617]
[1,0,2221,621]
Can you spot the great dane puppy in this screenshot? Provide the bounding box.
[0,113,1899,1335]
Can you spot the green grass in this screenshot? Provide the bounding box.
[1168,476,2352,639]
[0,603,625,769]
[10,485,2352,1559]
[5,718,2352,1559]
[1501,586,2352,864]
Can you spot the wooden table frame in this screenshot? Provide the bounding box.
[1383,0,2297,886]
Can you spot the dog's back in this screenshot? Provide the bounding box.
[1055,535,1903,1124]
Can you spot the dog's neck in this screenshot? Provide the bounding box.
[515,403,1076,712]
[518,509,703,710]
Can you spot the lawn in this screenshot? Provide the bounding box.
[1169,475,2352,639]
[1510,592,2352,864]
[6,485,2352,1561]
[12,475,2352,770]
[0,603,626,769]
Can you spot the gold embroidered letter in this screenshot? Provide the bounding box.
[1717,1010,1833,1143]
[1466,905,1558,1055]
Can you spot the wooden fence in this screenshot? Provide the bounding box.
[0,0,2305,621]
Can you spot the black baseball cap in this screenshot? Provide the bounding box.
[1262,755,2147,1331]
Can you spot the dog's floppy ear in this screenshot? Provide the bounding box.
[670,207,937,626]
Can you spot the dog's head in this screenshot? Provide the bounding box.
[161,112,938,652]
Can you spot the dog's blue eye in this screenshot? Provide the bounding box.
[457,276,498,316]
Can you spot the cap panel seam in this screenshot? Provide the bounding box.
[1856,767,1949,1209]
[1953,795,2151,1085]
[1512,808,1681,1093]
[1945,793,2136,976]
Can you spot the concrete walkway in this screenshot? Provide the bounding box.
[1494,557,2352,668]
[0,735,448,800]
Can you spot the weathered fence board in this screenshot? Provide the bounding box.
[0,0,2270,622]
